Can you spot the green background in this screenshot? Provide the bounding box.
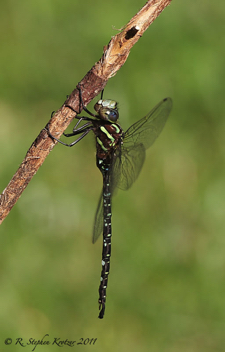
[1,1,225,351]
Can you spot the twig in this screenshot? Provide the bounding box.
[0,0,172,224]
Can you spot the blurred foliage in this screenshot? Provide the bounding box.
[0,1,225,351]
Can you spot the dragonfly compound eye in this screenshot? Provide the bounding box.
[97,107,119,122]
[106,109,119,122]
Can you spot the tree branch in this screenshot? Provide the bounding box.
[0,0,172,224]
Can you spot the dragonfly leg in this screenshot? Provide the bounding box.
[45,123,92,147]
[63,120,93,137]
[76,83,98,118]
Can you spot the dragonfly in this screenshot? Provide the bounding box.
[47,85,172,319]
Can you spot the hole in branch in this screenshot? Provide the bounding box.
[125,26,139,40]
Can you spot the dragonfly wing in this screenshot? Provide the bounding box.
[124,97,172,150]
[92,98,172,242]
[111,98,172,191]
[112,144,146,191]
[92,189,103,243]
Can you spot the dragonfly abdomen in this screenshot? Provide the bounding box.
[98,167,112,319]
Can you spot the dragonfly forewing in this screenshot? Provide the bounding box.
[124,97,172,150]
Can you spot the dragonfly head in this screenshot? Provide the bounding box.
[94,99,119,123]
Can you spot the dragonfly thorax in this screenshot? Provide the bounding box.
[94,99,119,123]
